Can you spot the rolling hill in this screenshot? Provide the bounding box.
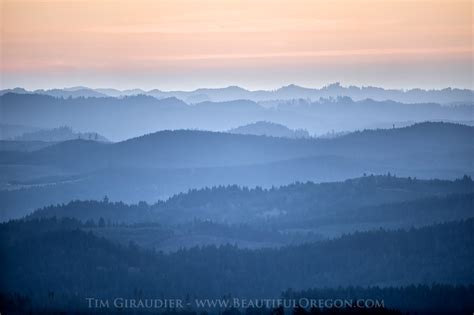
[1,92,473,141]
[229,121,310,138]
[5,122,473,171]
[1,122,473,221]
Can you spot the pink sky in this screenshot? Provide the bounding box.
[1,0,472,90]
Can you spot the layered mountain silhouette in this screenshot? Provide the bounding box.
[1,92,473,140]
[2,122,471,170]
[1,84,474,314]
[3,83,473,104]
[1,122,473,221]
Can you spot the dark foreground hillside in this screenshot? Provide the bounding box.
[1,218,473,314]
[283,284,474,314]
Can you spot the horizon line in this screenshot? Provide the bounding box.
[2,82,474,93]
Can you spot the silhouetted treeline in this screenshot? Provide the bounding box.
[26,175,474,229]
[3,83,473,103]
[229,121,310,138]
[283,284,474,314]
[1,218,473,306]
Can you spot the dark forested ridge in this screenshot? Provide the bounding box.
[282,284,474,314]
[17,175,473,251]
[0,218,473,311]
[27,175,474,224]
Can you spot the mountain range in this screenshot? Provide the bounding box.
[2,93,473,141]
[2,83,473,104]
[1,122,473,221]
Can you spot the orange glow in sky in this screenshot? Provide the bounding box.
[1,0,472,89]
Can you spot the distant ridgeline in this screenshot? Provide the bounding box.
[2,83,473,104]
[1,91,473,140]
[0,124,109,142]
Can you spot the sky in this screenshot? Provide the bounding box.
[1,0,473,90]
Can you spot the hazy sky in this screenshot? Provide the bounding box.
[1,0,472,90]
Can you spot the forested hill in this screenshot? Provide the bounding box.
[229,121,310,138]
[282,284,474,314]
[28,175,474,228]
[1,122,473,222]
[1,218,473,305]
[4,122,474,171]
